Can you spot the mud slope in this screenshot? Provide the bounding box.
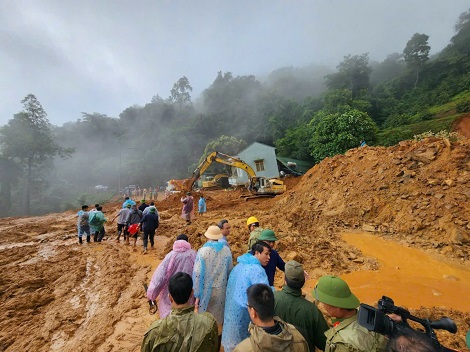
[0,137,469,351]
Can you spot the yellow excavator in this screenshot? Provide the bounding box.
[185,151,286,198]
[201,173,229,189]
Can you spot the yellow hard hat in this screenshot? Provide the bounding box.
[246,216,259,227]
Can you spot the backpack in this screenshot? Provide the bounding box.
[89,212,103,227]
[80,212,89,227]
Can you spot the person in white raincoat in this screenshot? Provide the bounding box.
[192,225,232,327]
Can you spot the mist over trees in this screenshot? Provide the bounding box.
[1,8,469,217]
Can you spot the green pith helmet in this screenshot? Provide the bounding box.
[258,229,278,242]
[313,275,360,309]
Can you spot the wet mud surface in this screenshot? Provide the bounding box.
[1,137,469,351]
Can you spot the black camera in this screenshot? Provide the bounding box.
[358,296,457,351]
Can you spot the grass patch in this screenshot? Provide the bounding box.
[377,114,460,146]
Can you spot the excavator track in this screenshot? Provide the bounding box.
[240,194,276,201]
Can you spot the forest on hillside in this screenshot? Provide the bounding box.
[0,8,469,217]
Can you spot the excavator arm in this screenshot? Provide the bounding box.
[184,151,257,191]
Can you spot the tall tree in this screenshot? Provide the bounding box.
[403,33,430,87]
[0,94,73,215]
[325,53,372,98]
[169,76,193,109]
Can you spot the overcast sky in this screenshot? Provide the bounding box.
[0,0,468,127]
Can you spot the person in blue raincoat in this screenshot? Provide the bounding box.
[198,195,207,216]
[221,241,271,352]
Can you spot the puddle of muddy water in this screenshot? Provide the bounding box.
[336,232,470,312]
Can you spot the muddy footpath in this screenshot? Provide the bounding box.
[1,137,469,351]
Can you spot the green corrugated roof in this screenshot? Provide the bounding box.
[277,157,314,174]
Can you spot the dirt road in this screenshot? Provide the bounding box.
[1,137,469,351]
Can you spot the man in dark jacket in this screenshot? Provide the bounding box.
[140,207,159,254]
[141,272,218,352]
[257,229,285,287]
[274,260,329,351]
[139,199,149,212]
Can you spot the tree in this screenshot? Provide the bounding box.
[403,33,430,87]
[325,53,372,98]
[309,107,378,163]
[0,157,22,217]
[455,8,470,32]
[169,76,193,109]
[193,136,247,174]
[0,94,73,215]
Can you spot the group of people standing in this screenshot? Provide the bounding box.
[141,216,389,352]
[76,203,107,243]
[76,197,160,254]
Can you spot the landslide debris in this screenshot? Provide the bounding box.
[0,137,469,351]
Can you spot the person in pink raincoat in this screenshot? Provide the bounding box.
[146,234,197,318]
[181,192,195,225]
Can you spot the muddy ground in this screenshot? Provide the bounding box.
[1,132,469,351]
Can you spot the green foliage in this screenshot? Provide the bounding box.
[376,128,414,147]
[199,136,247,163]
[191,135,248,175]
[370,53,406,86]
[456,100,470,113]
[403,33,430,87]
[325,53,371,98]
[0,94,74,215]
[169,76,193,108]
[309,108,378,163]
[275,122,314,161]
[377,115,458,146]
[0,157,22,217]
[403,33,430,69]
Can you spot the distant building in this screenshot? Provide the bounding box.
[229,142,280,186]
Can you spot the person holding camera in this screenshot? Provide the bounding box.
[313,275,387,352]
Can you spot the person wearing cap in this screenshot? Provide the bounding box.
[192,225,233,330]
[221,241,271,352]
[246,216,264,251]
[138,199,149,212]
[181,192,195,225]
[217,219,231,248]
[146,235,197,318]
[233,283,309,352]
[139,206,159,254]
[274,260,329,351]
[111,204,132,242]
[257,229,285,287]
[314,275,387,352]
[141,272,218,352]
[142,201,159,220]
[125,204,143,247]
[122,196,136,209]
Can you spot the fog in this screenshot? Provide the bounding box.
[1,0,468,127]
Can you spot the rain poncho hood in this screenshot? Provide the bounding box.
[221,253,269,352]
[146,240,196,318]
